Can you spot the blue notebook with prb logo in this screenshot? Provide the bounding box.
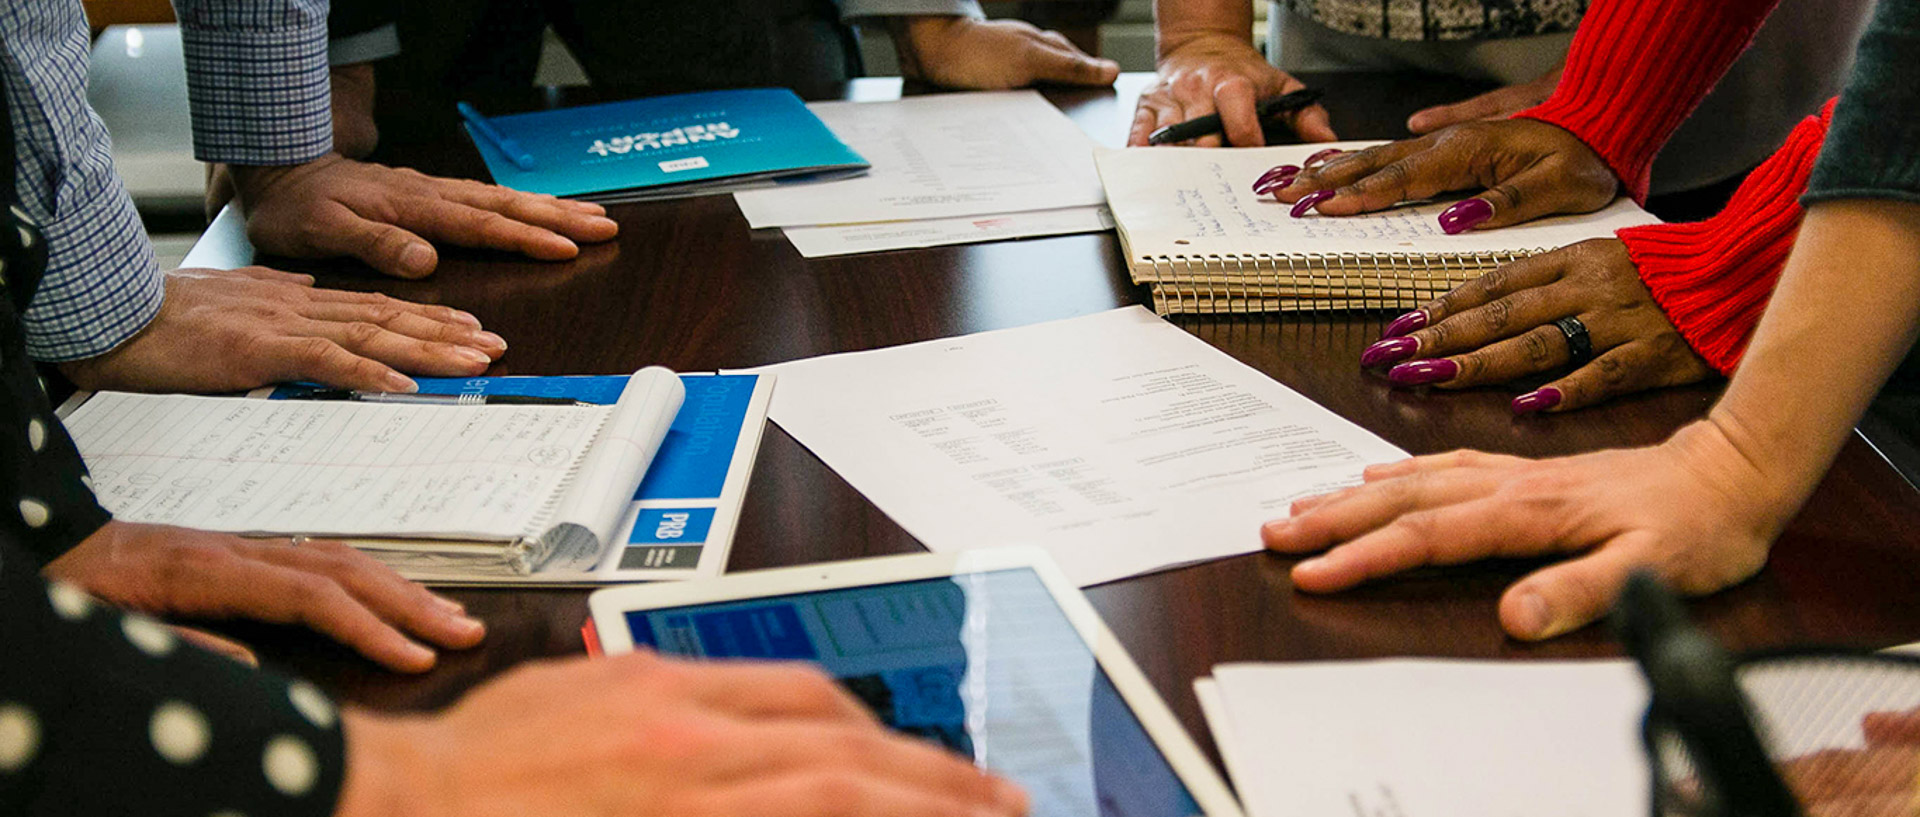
[465,88,868,203]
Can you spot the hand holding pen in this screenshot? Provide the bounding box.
[1128,39,1337,147]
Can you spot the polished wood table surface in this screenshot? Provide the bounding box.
[217,73,1920,753]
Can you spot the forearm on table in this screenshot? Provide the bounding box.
[1153,0,1255,56]
[1700,200,1920,515]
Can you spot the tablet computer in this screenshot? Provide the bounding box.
[587,548,1243,817]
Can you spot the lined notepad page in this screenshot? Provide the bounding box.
[65,393,610,539]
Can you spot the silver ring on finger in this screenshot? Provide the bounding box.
[288,535,310,548]
[1554,316,1593,366]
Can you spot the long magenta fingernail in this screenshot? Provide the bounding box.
[1360,337,1419,368]
[1438,198,1493,234]
[1290,189,1334,218]
[1253,164,1301,192]
[1382,310,1427,338]
[1253,170,1298,195]
[1387,359,1458,386]
[1303,148,1344,168]
[1511,387,1562,414]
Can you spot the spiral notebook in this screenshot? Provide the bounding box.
[1095,142,1660,315]
[60,368,685,577]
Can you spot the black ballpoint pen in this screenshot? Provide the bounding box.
[1147,88,1326,146]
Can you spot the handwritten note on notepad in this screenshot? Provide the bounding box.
[65,393,609,540]
[1096,141,1658,259]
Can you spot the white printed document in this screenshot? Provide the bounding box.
[745,306,1407,586]
[734,91,1107,229]
[1203,660,1651,817]
[781,205,1113,258]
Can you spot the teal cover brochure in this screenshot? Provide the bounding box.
[464,88,868,201]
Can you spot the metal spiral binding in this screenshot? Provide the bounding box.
[1139,249,1540,316]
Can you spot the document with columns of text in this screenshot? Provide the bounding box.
[743,306,1406,586]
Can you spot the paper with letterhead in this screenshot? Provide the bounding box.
[780,205,1114,257]
[1203,660,1652,817]
[1096,141,1659,261]
[733,91,1108,229]
[742,306,1407,587]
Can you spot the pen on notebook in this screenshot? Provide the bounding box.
[457,101,537,171]
[1146,88,1327,146]
[286,390,586,406]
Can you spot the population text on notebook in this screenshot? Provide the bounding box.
[1095,142,1660,315]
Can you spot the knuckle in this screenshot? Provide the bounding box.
[1475,298,1514,334]
[1452,351,1488,382]
[341,321,385,346]
[1489,182,1525,212]
[293,336,346,367]
[1522,329,1557,364]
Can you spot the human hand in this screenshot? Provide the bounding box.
[1272,119,1617,230]
[57,266,504,394]
[1405,67,1561,135]
[336,652,1030,817]
[44,521,485,673]
[1261,420,1790,640]
[230,154,619,279]
[1356,239,1714,412]
[1129,33,1335,147]
[1777,707,1920,817]
[892,16,1119,90]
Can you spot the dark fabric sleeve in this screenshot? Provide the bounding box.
[0,537,348,817]
[1803,0,1920,205]
[1,103,109,567]
[328,0,391,38]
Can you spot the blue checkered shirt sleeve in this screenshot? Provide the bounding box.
[173,0,333,165]
[1,1,164,361]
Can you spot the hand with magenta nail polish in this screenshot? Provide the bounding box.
[1260,420,1787,641]
[1129,33,1337,148]
[57,267,505,395]
[230,154,620,279]
[1274,119,1619,229]
[1358,239,1715,412]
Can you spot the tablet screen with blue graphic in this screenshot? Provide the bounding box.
[624,568,1205,817]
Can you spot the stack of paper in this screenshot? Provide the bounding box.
[1197,660,1652,817]
[733,91,1113,257]
[742,307,1407,586]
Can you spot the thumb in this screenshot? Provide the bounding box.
[1022,40,1121,87]
[342,215,439,279]
[1497,540,1646,640]
[1407,84,1541,134]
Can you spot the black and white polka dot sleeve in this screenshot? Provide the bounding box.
[0,536,349,817]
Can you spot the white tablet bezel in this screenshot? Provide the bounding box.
[588,547,1245,817]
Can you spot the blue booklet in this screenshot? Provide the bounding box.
[465,88,868,203]
[258,372,775,585]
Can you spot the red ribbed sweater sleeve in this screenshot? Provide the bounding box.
[1514,0,1781,202]
[1616,100,1834,376]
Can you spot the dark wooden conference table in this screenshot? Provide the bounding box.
[224,73,1920,757]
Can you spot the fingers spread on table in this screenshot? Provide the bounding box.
[1274,140,1422,204]
[299,301,505,354]
[1498,536,1653,639]
[1263,466,1509,556]
[250,333,419,393]
[433,180,621,244]
[1288,495,1552,592]
[179,544,444,672]
[244,539,486,651]
[1418,252,1567,327]
[289,316,492,378]
[1529,342,1673,412]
